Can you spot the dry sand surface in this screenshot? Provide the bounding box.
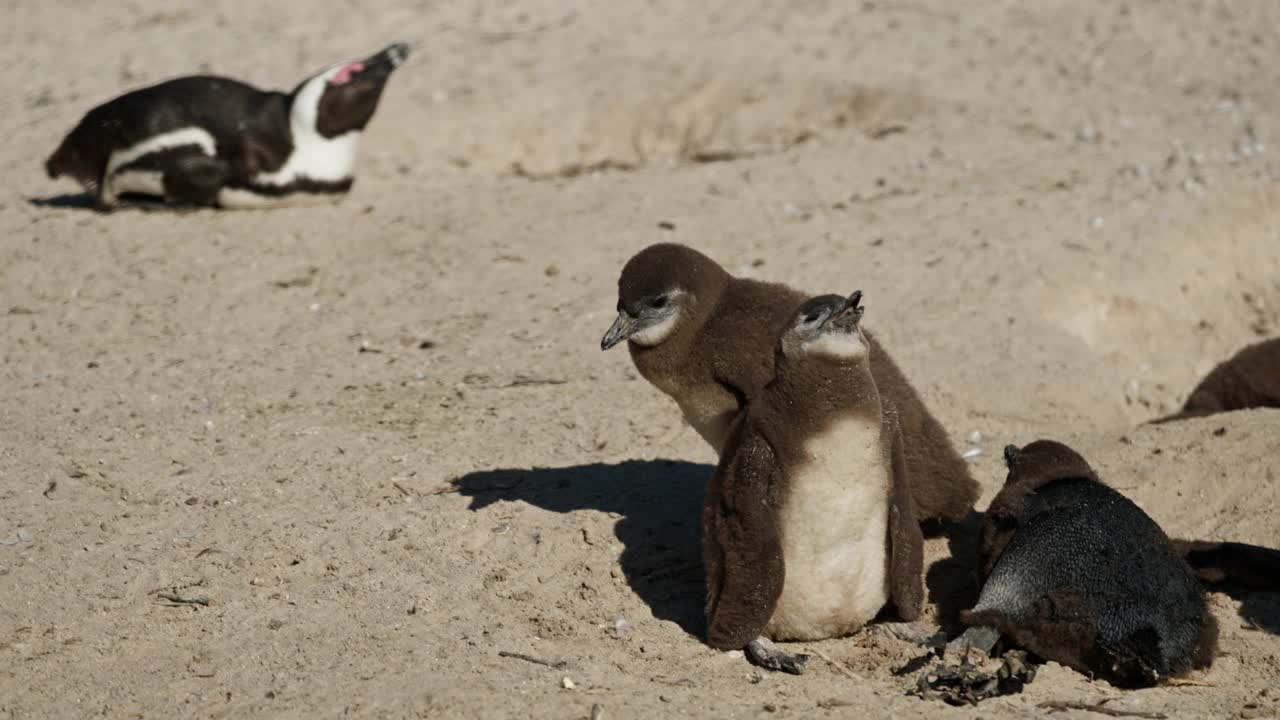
[3,1,1280,718]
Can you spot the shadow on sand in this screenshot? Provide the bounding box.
[29,193,201,212]
[453,458,990,642]
[924,510,983,636]
[452,459,712,637]
[29,193,97,210]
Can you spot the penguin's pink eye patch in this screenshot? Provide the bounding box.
[330,62,365,85]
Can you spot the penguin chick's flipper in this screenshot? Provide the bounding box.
[1173,539,1280,591]
[703,430,786,651]
[162,153,230,207]
[745,637,810,675]
[884,401,925,621]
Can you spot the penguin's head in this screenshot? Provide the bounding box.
[1001,439,1097,487]
[780,290,867,362]
[289,43,410,139]
[601,243,730,351]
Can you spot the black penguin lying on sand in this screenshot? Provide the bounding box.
[924,439,1280,704]
[949,440,1219,688]
[45,43,409,210]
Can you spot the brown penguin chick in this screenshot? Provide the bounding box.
[703,291,925,674]
[600,243,978,525]
[1154,337,1280,423]
[948,440,1218,687]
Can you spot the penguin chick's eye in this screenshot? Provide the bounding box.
[650,295,669,310]
[803,311,823,325]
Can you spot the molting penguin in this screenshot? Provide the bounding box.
[45,43,409,210]
[1153,337,1280,424]
[601,243,979,526]
[703,291,925,674]
[949,440,1218,687]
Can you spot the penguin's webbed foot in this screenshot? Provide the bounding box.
[745,637,809,675]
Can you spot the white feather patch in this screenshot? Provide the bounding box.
[101,127,216,204]
[107,169,166,199]
[766,415,891,641]
[802,331,867,361]
[216,187,344,210]
[628,310,680,347]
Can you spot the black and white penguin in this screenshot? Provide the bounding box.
[44,43,409,210]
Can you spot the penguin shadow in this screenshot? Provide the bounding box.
[451,459,711,637]
[924,510,984,637]
[28,193,97,210]
[29,193,199,213]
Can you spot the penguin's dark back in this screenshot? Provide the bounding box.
[63,76,289,160]
[982,476,1211,679]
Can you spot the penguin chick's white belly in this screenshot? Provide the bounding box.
[766,415,891,641]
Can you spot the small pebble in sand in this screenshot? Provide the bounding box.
[962,447,983,460]
[614,618,632,635]
[967,430,983,445]
[561,676,575,690]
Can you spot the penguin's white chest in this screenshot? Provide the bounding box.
[766,415,891,641]
[219,131,361,209]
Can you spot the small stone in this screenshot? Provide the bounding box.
[967,430,983,445]
[561,676,575,690]
[16,529,32,542]
[961,447,983,460]
[727,649,744,659]
[613,618,632,636]
[1090,215,1105,229]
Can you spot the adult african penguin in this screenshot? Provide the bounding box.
[45,43,409,210]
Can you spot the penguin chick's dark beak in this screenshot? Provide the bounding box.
[825,290,865,332]
[1003,444,1021,467]
[845,290,863,312]
[601,311,638,351]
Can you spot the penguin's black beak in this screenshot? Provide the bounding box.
[601,311,638,350]
[358,43,410,77]
[1003,444,1021,466]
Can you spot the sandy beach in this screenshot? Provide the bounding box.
[2,1,1279,717]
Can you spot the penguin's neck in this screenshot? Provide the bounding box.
[252,75,362,186]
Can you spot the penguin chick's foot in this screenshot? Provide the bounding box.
[943,625,1002,665]
[745,637,810,675]
[875,621,947,648]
